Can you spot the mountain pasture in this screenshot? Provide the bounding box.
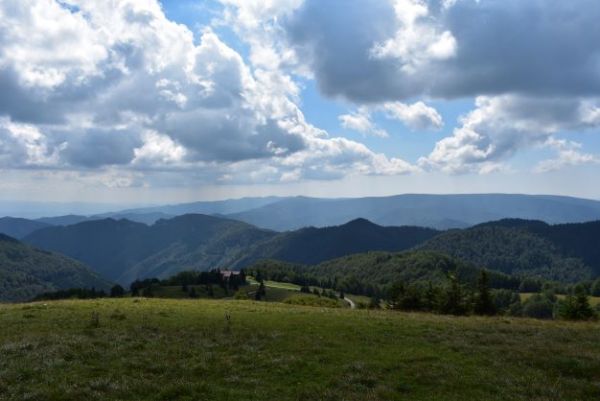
[1,298,599,401]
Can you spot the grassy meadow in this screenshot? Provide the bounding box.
[1,298,600,401]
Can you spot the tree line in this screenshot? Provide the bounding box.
[32,269,248,301]
[383,271,598,320]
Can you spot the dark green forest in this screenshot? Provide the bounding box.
[0,234,110,302]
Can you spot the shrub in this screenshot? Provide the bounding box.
[557,288,597,321]
[522,294,555,319]
[110,285,126,298]
[492,289,521,314]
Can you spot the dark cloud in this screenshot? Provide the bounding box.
[285,0,415,102]
[436,0,600,98]
[160,110,306,163]
[61,129,142,168]
[284,0,600,102]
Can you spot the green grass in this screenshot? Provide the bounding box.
[283,294,341,308]
[1,298,600,401]
[521,293,600,306]
[345,293,372,306]
[248,278,352,307]
[263,280,302,291]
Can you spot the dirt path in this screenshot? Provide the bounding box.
[344,297,356,309]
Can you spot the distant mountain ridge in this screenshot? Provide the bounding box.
[6,193,600,239]
[232,218,440,267]
[14,194,600,287]
[25,215,276,285]
[0,217,51,239]
[24,215,441,284]
[226,194,600,231]
[0,212,174,239]
[117,196,285,216]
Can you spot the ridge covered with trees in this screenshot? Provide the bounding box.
[0,234,111,302]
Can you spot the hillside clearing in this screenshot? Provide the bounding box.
[1,298,600,400]
[521,293,600,306]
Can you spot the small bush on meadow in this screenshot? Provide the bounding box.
[522,294,555,319]
[557,287,597,321]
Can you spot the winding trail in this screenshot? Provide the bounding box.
[253,277,357,309]
[344,297,356,309]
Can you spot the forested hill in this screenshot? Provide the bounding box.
[24,215,442,284]
[21,213,600,287]
[0,234,110,302]
[0,217,51,239]
[418,219,600,282]
[247,251,519,297]
[233,218,440,267]
[24,214,277,284]
[526,220,600,275]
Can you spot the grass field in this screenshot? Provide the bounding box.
[1,298,600,400]
[246,278,348,306]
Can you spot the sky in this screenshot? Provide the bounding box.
[1,0,600,205]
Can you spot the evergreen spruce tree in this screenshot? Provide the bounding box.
[474,271,496,315]
[558,287,596,320]
[441,274,468,315]
[255,281,266,301]
[387,282,405,310]
[423,281,438,312]
[110,284,125,298]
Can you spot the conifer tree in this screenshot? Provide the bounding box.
[474,271,496,315]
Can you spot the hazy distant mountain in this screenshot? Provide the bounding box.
[233,218,440,267]
[227,194,600,231]
[92,212,174,225]
[0,217,51,239]
[36,212,174,227]
[22,206,600,287]
[23,214,440,285]
[36,215,91,226]
[0,201,140,219]
[0,234,110,302]
[118,196,285,216]
[25,219,153,282]
[24,215,276,285]
[118,215,275,285]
